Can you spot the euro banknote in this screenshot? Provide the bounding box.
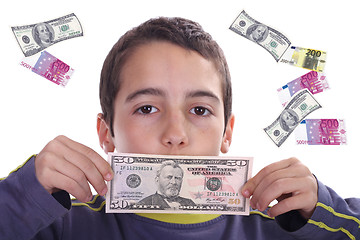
[11,13,83,57]
[294,119,346,145]
[229,10,291,61]
[280,46,327,72]
[20,51,74,87]
[277,71,329,107]
[264,89,322,147]
[106,153,253,215]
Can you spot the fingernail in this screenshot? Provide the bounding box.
[87,195,93,202]
[256,203,261,211]
[243,190,250,198]
[105,173,112,180]
[100,187,108,196]
[250,200,255,209]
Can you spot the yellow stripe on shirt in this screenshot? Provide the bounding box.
[316,202,360,227]
[0,155,36,180]
[308,219,355,240]
[72,195,106,212]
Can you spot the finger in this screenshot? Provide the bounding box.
[50,170,92,203]
[248,168,291,209]
[256,177,308,212]
[49,136,109,196]
[55,135,113,180]
[50,155,93,198]
[36,150,93,200]
[267,192,310,218]
[242,158,299,198]
[61,145,108,196]
[249,163,308,208]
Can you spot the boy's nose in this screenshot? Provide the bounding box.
[161,113,189,149]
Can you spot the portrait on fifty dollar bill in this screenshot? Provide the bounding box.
[32,22,54,48]
[136,160,196,210]
[245,23,269,43]
[279,109,299,132]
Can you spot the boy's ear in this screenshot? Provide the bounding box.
[221,114,235,154]
[97,113,115,154]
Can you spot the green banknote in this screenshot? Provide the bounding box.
[106,153,253,215]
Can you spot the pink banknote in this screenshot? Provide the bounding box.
[20,51,74,87]
[294,119,346,145]
[277,71,329,107]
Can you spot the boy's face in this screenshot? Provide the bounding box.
[98,41,234,156]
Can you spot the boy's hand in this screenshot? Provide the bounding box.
[241,157,317,220]
[35,135,113,203]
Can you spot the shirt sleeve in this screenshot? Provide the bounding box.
[279,179,360,239]
[0,155,69,240]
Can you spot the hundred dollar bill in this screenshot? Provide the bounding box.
[277,71,329,107]
[11,13,83,57]
[280,46,327,72]
[106,153,253,215]
[20,51,74,87]
[264,89,322,147]
[294,119,346,145]
[229,10,291,61]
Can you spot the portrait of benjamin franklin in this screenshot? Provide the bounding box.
[32,22,54,48]
[245,23,269,43]
[279,109,299,132]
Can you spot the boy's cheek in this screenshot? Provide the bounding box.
[112,118,224,155]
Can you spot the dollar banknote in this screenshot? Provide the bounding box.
[277,71,329,107]
[280,46,327,72]
[229,10,291,61]
[11,13,83,57]
[294,119,346,145]
[106,153,253,215]
[20,51,74,87]
[264,89,322,147]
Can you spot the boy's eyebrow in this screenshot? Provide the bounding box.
[125,88,165,102]
[186,90,220,103]
[125,88,220,103]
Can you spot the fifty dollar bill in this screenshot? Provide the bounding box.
[106,153,253,215]
[264,89,322,147]
[229,10,291,61]
[11,13,83,57]
[294,119,346,145]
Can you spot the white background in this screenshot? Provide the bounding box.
[0,0,359,199]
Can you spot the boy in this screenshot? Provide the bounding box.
[1,17,359,239]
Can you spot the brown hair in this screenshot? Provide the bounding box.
[100,17,232,136]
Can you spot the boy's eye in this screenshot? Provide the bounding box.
[190,106,211,116]
[136,105,158,114]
